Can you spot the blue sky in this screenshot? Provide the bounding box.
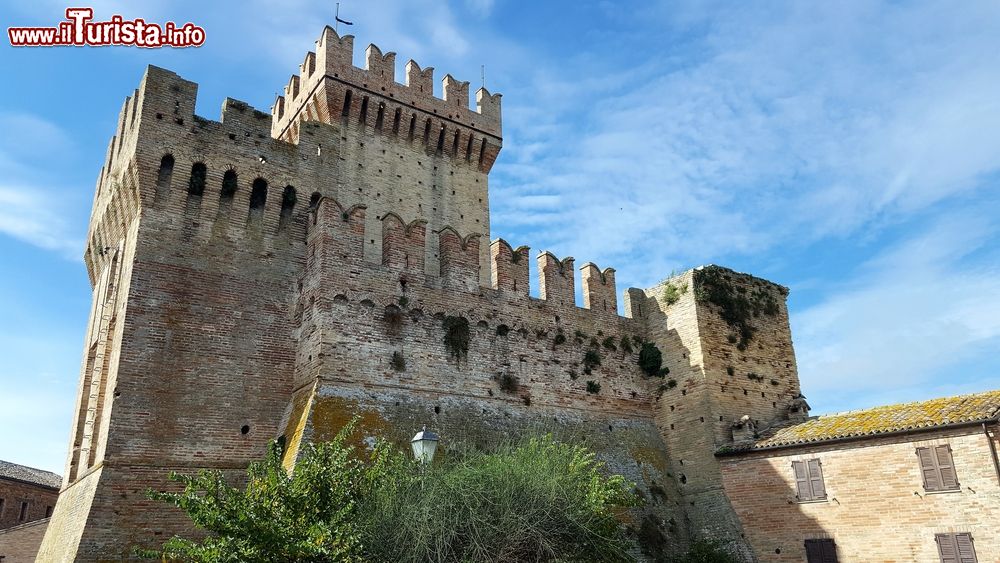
[1,1,998,474]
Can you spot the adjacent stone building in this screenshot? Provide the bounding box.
[30,23,1000,562]
[719,391,1000,562]
[0,460,61,562]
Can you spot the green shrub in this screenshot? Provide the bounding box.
[583,349,602,374]
[602,336,618,351]
[364,435,637,563]
[443,316,470,359]
[586,380,601,394]
[391,351,406,372]
[661,281,688,306]
[639,342,668,377]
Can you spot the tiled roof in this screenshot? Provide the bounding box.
[0,460,62,489]
[723,389,1000,454]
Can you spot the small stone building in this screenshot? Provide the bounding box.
[0,460,60,562]
[718,390,1000,562]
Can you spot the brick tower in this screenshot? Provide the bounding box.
[38,26,803,562]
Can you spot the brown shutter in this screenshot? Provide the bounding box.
[935,445,959,490]
[956,534,977,563]
[918,447,942,491]
[805,539,822,563]
[937,534,959,563]
[805,539,838,563]
[822,539,839,563]
[807,459,827,499]
[793,461,811,500]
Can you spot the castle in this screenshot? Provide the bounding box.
[23,26,999,563]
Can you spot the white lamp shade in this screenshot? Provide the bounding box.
[410,427,439,464]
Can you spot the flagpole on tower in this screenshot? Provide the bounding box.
[335,3,354,33]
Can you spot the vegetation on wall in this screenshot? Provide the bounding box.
[620,336,634,355]
[602,336,618,351]
[142,423,640,563]
[390,351,406,372]
[693,267,780,351]
[443,316,470,360]
[583,349,602,375]
[586,380,601,394]
[638,342,669,378]
[497,372,519,394]
[661,280,689,306]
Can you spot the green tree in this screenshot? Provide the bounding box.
[140,419,404,562]
[143,427,640,562]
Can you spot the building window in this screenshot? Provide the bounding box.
[917,445,960,492]
[45,505,53,518]
[0,497,5,517]
[793,459,827,501]
[805,538,838,563]
[19,501,28,521]
[936,533,977,563]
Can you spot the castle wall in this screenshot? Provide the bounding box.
[41,28,812,562]
[719,426,1000,562]
[633,267,801,558]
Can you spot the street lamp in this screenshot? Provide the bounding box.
[410,426,439,464]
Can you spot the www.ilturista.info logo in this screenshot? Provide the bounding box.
[8,8,205,47]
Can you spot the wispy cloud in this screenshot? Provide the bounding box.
[490,1,1000,289]
[0,113,85,258]
[793,210,1000,413]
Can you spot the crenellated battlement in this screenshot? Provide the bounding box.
[270,27,502,171]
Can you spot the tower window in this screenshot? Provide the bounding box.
[220,169,238,200]
[341,90,353,118]
[188,162,206,196]
[249,178,268,210]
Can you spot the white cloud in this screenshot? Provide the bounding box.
[792,212,1000,413]
[489,1,1000,290]
[0,113,85,258]
[0,185,84,257]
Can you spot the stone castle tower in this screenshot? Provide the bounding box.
[38,27,804,561]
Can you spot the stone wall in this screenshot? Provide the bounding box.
[719,425,1000,562]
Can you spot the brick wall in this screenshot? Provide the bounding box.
[719,425,1000,562]
[0,479,57,530]
[0,518,50,563]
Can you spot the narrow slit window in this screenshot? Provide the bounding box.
[279,185,296,228]
[309,191,321,210]
[249,178,268,210]
[341,90,353,118]
[220,169,237,201]
[359,96,369,124]
[436,125,446,155]
[188,162,207,196]
[19,501,28,522]
[156,154,174,193]
[466,134,474,161]
[452,130,460,155]
[375,103,385,130]
[392,108,401,134]
[408,114,417,141]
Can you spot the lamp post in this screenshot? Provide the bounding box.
[410,426,439,464]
